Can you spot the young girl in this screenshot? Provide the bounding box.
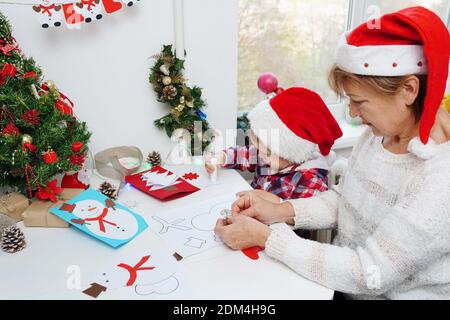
[205,87,343,201]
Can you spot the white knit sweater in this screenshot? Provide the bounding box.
[265,128,450,300]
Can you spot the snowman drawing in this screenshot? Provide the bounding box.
[121,0,140,7]
[60,198,138,240]
[83,252,181,298]
[32,0,64,28]
[75,0,104,23]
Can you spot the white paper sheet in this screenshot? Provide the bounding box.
[148,193,237,259]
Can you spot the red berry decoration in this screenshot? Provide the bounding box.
[22,109,39,126]
[70,154,85,166]
[72,141,84,153]
[43,149,57,164]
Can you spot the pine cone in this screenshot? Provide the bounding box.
[98,182,118,200]
[162,85,177,100]
[1,225,27,254]
[147,151,162,167]
[22,109,39,126]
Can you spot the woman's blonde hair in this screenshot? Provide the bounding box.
[328,65,427,121]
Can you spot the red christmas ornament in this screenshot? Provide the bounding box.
[43,149,57,164]
[40,83,74,116]
[0,63,17,86]
[1,122,19,136]
[22,109,39,126]
[19,71,38,79]
[70,154,86,166]
[257,72,278,94]
[72,141,84,153]
[0,41,17,57]
[22,143,36,153]
[35,179,63,203]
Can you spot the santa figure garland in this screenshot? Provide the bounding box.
[32,0,140,29]
[0,12,91,199]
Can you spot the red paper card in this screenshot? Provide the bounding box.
[125,166,200,201]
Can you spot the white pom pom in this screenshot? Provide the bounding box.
[407,137,440,160]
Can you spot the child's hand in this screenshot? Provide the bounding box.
[204,152,226,175]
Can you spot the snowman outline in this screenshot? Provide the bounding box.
[84,252,180,298]
[191,201,234,232]
[152,216,192,234]
[184,237,207,249]
[134,273,180,296]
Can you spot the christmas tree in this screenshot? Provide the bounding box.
[0,12,91,197]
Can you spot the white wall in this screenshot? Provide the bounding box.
[0,0,238,160]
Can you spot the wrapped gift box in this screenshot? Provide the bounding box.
[22,188,84,228]
[0,192,31,222]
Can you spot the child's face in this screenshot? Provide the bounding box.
[248,130,292,171]
[344,78,419,138]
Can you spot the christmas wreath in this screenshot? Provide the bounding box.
[149,45,214,154]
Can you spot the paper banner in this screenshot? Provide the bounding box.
[32,0,140,29]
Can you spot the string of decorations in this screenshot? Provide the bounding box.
[0,0,140,29]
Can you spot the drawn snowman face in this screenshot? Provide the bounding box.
[97,253,178,290]
[122,0,140,7]
[191,201,233,231]
[72,200,103,219]
[98,268,123,289]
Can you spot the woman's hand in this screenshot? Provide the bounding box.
[237,190,281,204]
[232,192,296,225]
[204,151,226,175]
[214,214,271,250]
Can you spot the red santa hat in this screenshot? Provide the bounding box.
[248,87,343,164]
[335,6,450,144]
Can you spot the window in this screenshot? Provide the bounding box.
[380,0,449,22]
[238,0,350,112]
[238,0,450,113]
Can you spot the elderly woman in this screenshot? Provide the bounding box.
[215,6,450,299]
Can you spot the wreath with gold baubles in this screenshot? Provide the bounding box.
[149,45,214,154]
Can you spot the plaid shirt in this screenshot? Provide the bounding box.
[223,145,329,200]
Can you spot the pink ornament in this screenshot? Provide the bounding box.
[257,72,278,94]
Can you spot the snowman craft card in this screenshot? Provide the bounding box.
[83,250,183,299]
[125,166,199,201]
[49,188,148,248]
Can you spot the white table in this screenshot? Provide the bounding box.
[0,165,333,300]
